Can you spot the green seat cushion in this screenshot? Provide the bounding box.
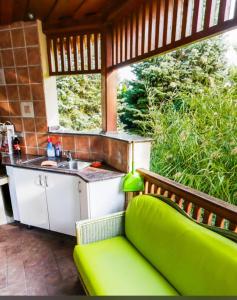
[73,236,178,296]
[125,195,237,296]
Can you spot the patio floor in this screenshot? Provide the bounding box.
[0,223,85,296]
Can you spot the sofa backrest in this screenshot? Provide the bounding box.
[125,195,237,296]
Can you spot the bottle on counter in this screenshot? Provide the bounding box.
[55,141,62,158]
[47,138,55,157]
[12,136,21,157]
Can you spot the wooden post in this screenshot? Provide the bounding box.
[101,26,117,133]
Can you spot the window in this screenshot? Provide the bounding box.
[56,74,101,132]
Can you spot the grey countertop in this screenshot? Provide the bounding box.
[1,155,124,183]
[48,129,153,143]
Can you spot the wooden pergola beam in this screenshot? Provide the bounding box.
[101,26,117,132]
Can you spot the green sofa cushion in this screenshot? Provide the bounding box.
[73,236,178,296]
[125,195,237,296]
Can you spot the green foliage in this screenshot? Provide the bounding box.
[119,38,227,133]
[149,83,237,205]
[119,37,237,205]
[57,74,101,131]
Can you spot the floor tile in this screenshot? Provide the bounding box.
[0,223,85,296]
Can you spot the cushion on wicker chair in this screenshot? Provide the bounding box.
[73,236,178,296]
[125,195,237,296]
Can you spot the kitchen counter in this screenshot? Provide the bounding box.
[48,129,153,143]
[2,155,124,183]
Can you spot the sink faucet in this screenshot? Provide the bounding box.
[64,151,72,162]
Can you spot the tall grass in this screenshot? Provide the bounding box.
[147,81,237,205]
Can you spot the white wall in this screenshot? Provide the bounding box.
[37,21,59,127]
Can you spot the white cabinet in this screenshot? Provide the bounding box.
[10,168,80,235]
[87,178,125,219]
[6,167,20,221]
[45,172,80,236]
[77,177,125,220]
[7,167,125,236]
[13,168,49,230]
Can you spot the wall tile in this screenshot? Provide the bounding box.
[23,22,36,28]
[33,101,46,117]
[10,22,24,29]
[74,152,90,161]
[0,25,10,30]
[0,101,9,116]
[6,85,19,100]
[75,136,90,152]
[1,49,14,67]
[103,138,112,157]
[38,148,46,156]
[9,101,21,116]
[62,136,75,152]
[9,117,23,132]
[19,85,31,100]
[11,29,25,47]
[27,47,40,65]
[23,118,36,132]
[90,136,103,153]
[0,69,5,84]
[31,84,44,100]
[90,151,104,161]
[24,26,39,46]
[0,86,7,101]
[102,138,129,172]
[29,66,42,83]
[26,147,38,155]
[36,133,48,148]
[20,146,27,154]
[14,48,27,67]
[0,116,11,123]
[25,133,37,148]
[4,68,17,84]
[16,67,29,84]
[35,117,47,133]
[0,31,12,48]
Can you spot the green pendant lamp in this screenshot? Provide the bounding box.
[122,141,144,192]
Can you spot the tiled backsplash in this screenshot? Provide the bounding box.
[0,21,130,172]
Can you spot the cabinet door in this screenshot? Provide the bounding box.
[45,172,80,236]
[13,168,49,229]
[6,166,20,221]
[88,177,125,219]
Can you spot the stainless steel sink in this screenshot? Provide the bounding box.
[58,160,91,171]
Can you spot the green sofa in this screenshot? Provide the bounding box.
[73,195,237,296]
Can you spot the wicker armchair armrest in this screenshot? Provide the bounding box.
[76,211,125,245]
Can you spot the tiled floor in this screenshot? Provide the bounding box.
[0,223,85,296]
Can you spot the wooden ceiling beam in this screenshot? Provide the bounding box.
[100,0,127,21]
[44,0,58,22]
[0,0,14,25]
[105,0,145,23]
[43,19,103,35]
[11,0,29,22]
[73,0,86,19]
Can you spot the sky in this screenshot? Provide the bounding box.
[118,28,237,82]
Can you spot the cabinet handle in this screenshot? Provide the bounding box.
[45,175,48,188]
[39,175,42,186]
[78,181,81,193]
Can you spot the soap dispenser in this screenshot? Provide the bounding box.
[47,138,55,157]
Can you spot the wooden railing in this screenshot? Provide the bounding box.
[47,31,101,75]
[134,169,237,232]
[45,0,237,75]
[111,0,237,69]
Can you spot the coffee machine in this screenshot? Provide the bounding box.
[0,122,15,155]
